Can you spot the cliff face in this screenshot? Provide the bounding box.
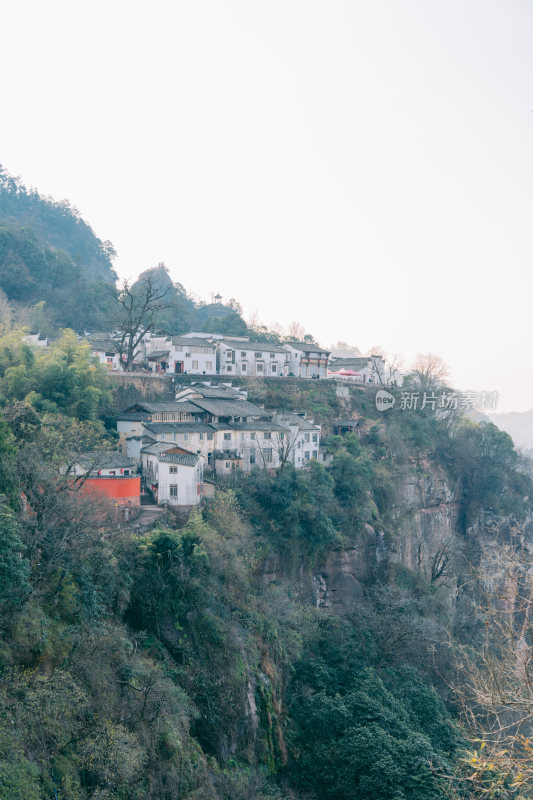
[260,457,461,612]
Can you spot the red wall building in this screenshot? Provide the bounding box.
[81,476,141,506]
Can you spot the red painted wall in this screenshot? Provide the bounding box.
[81,477,141,506]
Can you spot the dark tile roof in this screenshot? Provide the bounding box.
[178,384,243,399]
[220,340,288,354]
[123,401,200,415]
[171,337,217,349]
[158,453,199,466]
[78,451,137,471]
[286,342,330,355]
[188,398,270,418]
[116,412,150,422]
[144,422,216,434]
[230,420,286,432]
[146,350,170,358]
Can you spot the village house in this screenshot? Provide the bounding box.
[69,451,141,507]
[143,333,217,375]
[273,413,321,467]
[328,354,385,384]
[217,340,290,377]
[141,442,204,507]
[283,343,330,378]
[86,335,124,370]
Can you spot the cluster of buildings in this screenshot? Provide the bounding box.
[87,330,386,383]
[113,382,327,508]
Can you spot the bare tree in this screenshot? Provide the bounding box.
[410,353,449,391]
[286,320,306,341]
[450,544,533,797]
[115,274,170,371]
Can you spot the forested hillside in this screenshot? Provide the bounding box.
[0,166,116,284]
[0,317,532,799]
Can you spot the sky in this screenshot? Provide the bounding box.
[1,0,533,411]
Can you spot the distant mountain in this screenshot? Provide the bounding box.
[0,165,116,284]
[488,409,533,451]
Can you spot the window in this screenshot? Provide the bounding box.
[169,484,178,497]
[169,466,178,474]
[271,364,277,373]
[263,432,271,440]
[255,352,262,358]
[251,432,256,440]
[305,433,310,443]
[270,353,275,358]
[206,361,212,370]
[161,434,166,440]
[227,366,232,372]
[183,434,188,440]
[257,363,264,373]
[207,433,214,440]
[263,448,273,463]
[224,433,231,440]
[304,452,310,460]
[249,450,256,464]
[312,433,318,443]
[312,450,318,459]
[199,433,204,440]
[192,360,198,369]
[241,363,247,372]
[241,352,247,358]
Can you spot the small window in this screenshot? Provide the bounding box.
[192,360,198,369]
[270,353,275,358]
[271,364,277,373]
[263,432,271,440]
[255,352,262,358]
[224,433,231,440]
[312,450,318,459]
[251,432,256,440]
[241,363,247,372]
[227,366,232,372]
[208,433,214,440]
[263,448,273,463]
[249,450,256,464]
[305,433,310,443]
[241,352,247,358]
[206,361,212,370]
[169,466,178,474]
[312,433,318,442]
[257,363,264,373]
[183,434,188,440]
[199,432,204,440]
[304,452,310,460]
[169,484,178,496]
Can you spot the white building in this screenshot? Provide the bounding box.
[283,343,330,378]
[141,442,204,507]
[274,413,321,467]
[86,336,123,370]
[143,334,217,375]
[217,340,289,377]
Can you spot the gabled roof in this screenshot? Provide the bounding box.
[188,398,270,418]
[285,342,330,355]
[219,340,288,354]
[171,336,217,349]
[143,422,216,434]
[158,453,199,466]
[276,414,320,431]
[230,420,286,432]
[146,350,170,358]
[122,401,201,415]
[77,451,137,471]
[176,383,244,400]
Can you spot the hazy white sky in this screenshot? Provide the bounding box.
[2,0,533,411]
